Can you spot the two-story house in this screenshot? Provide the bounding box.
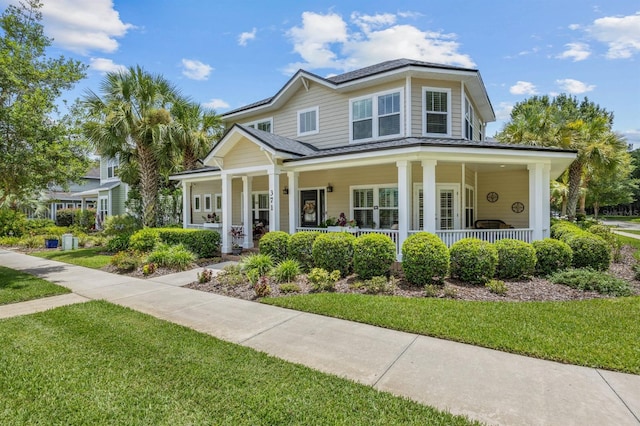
[170,59,576,256]
[76,156,128,227]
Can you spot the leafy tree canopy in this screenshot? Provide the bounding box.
[0,0,89,207]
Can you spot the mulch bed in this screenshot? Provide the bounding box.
[184,245,640,302]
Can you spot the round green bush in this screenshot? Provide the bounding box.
[532,238,573,276]
[288,231,320,272]
[312,232,355,277]
[565,233,611,271]
[105,234,130,253]
[493,239,536,280]
[401,232,449,285]
[157,229,221,258]
[258,231,290,264]
[550,221,582,240]
[353,233,396,280]
[449,238,498,285]
[129,228,160,252]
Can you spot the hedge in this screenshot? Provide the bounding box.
[353,233,396,280]
[129,228,221,258]
[312,232,355,277]
[401,232,449,285]
[449,238,498,285]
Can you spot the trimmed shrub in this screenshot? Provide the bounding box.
[110,251,143,272]
[129,228,160,252]
[401,232,449,285]
[258,231,290,264]
[0,208,27,237]
[550,221,582,240]
[55,208,76,227]
[532,238,573,276]
[312,232,355,277]
[353,233,396,280]
[105,234,130,253]
[361,276,397,294]
[493,239,536,280]
[157,228,221,258]
[23,219,55,233]
[588,224,622,262]
[103,214,141,237]
[486,279,508,296]
[549,268,631,296]
[449,238,498,285]
[288,231,319,272]
[564,233,611,271]
[271,259,301,283]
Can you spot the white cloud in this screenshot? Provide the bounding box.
[40,0,133,55]
[89,57,127,74]
[238,28,257,46]
[588,12,640,59]
[181,59,213,81]
[510,81,538,95]
[556,78,595,94]
[494,102,514,121]
[203,98,230,109]
[622,129,640,148]
[568,24,581,30]
[285,11,475,73]
[556,42,591,61]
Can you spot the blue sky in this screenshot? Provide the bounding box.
[4,0,639,144]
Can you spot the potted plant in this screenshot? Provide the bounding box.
[44,235,59,249]
[328,213,358,232]
[229,226,245,255]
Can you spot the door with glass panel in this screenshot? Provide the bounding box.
[436,185,459,230]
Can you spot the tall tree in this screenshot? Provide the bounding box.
[83,66,180,227]
[497,94,623,220]
[170,99,222,171]
[0,0,88,207]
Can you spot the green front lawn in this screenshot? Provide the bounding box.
[263,294,640,374]
[0,301,474,425]
[31,247,112,269]
[0,266,70,305]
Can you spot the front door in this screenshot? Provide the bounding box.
[300,189,324,227]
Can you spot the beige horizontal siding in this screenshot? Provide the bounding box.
[477,170,529,228]
[411,79,461,138]
[224,139,270,169]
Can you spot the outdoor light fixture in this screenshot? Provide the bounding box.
[283,186,289,195]
[327,183,333,192]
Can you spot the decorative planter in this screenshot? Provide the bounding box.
[231,247,243,255]
[44,239,59,249]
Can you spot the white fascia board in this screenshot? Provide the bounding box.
[203,126,279,165]
[169,171,221,182]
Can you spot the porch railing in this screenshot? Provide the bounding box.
[296,227,402,254]
[433,228,534,247]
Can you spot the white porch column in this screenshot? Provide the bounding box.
[397,160,412,259]
[542,164,551,238]
[242,176,254,248]
[528,163,545,241]
[221,173,233,253]
[268,167,280,231]
[182,181,190,229]
[422,159,437,233]
[287,171,299,234]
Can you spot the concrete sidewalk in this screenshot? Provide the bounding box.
[1,249,638,425]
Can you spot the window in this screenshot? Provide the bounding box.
[298,107,319,136]
[423,88,451,136]
[350,89,402,142]
[193,195,201,212]
[107,157,119,179]
[465,186,475,228]
[204,194,212,212]
[245,118,273,133]
[253,192,269,225]
[351,185,398,229]
[465,97,474,140]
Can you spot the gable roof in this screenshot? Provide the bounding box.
[222,58,494,122]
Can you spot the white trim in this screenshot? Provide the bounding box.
[203,194,212,212]
[193,194,201,212]
[422,86,452,137]
[349,87,404,143]
[464,94,475,141]
[405,76,412,137]
[243,117,273,133]
[349,183,399,229]
[297,106,319,136]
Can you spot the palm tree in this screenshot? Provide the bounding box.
[83,66,180,227]
[170,99,223,171]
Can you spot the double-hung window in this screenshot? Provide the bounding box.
[350,89,402,142]
[423,88,451,136]
[351,185,399,229]
[298,107,319,136]
[465,97,475,140]
[107,157,119,179]
[245,118,273,133]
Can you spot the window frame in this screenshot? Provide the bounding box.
[422,87,452,137]
[244,117,274,133]
[350,184,399,229]
[464,96,475,140]
[193,194,201,212]
[349,88,404,143]
[203,194,212,212]
[297,106,319,136]
[106,157,119,180]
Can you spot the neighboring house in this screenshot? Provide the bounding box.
[24,167,100,220]
[76,156,128,227]
[170,59,576,256]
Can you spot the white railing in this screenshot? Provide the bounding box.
[435,228,534,247]
[296,227,402,255]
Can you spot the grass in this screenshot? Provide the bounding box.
[0,301,474,425]
[263,294,640,374]
[0,266,70,305]
[30,247,112,269]
[600,215,640,221]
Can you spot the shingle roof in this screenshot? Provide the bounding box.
[171,166,220,177]
[238,124,318,157]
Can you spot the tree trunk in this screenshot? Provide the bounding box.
[593,202,600,219]
[182,146,198,171]
[579,193,586,216]
[138,145,159,228]
[566,160,583,221]
[561,198,567,217]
